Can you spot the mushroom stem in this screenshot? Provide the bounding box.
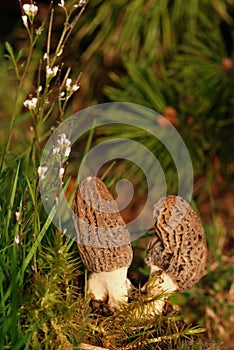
[141,266,177,314]
[87,267,132,310]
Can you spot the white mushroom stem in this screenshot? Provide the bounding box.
[141,265,177,314]
[87,267,132,310]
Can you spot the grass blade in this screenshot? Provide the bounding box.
[20,205,56,278]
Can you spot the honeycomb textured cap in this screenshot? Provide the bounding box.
[72,176,133,272]
[145,195,207,291]
[77,244,133,272]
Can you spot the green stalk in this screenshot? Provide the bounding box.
[5,162,20,238]
[20,205,56,284]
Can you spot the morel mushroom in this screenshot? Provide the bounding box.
[143,195,207,312]
[72,176,133,310]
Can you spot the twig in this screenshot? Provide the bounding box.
[79,344,109,350]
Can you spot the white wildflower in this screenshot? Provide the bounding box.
[60,91,66,99]
[78,0,86,6]
[71,83,80,93]
[43,53,48,60]
[37,85,42,93]
[23,4,38,17]
[23,97,38,110]
[64,145,71,157]
[22,15,28,27]
[58,0,65,7]
[65,78,80,93]
[38,166,48,180]
[15,211,20,221]
[64,139,71,147]
[58,133,66,144]
[57,133,68,146]
[53,147,60,155]
[58,133,71,147]
[59,167,65,179]
[46,65,59,78]
[65,78,72,89]
[57,133,71,157]
[14,235,20,245]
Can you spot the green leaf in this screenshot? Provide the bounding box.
[16,48,24,63]
[5,41,15,61]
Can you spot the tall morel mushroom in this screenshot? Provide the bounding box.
[143,195,207,313]
[72,176,133,311]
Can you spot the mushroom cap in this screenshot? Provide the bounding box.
[72,176,133,272]
[145,195,207,291]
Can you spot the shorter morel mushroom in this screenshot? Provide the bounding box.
[143,195,207,313]
[72,176,133,311]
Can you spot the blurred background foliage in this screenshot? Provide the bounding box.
[0,0,234,348]
[70,0,234,197]
[1,0,234,195]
